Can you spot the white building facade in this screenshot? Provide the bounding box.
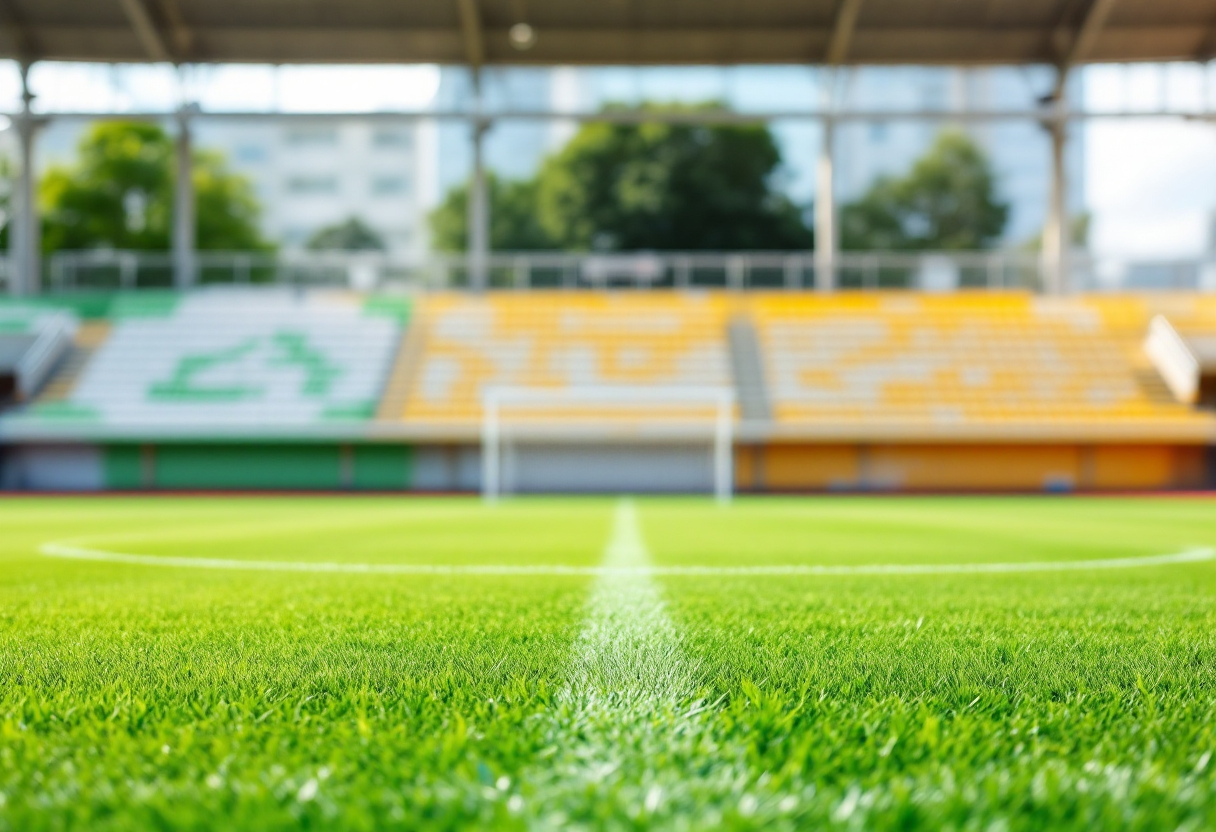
[34,115,432,257]
[194,118,432,256]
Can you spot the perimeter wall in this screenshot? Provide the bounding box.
[1,440,1210,492]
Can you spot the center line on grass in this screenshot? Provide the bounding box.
[37,541,1216,575]
[518,498,704,825]
[564,497,694,700]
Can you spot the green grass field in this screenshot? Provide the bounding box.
[3,495,1216,831]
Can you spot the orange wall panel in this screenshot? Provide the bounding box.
[866,444,1081,490]
[746,442,1207,492]
[734,445,761,491]
[1087,445,1172,490]
[761,444,860,490]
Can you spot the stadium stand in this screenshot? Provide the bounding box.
[3,289,1216,493]
[20,290,404,427]
[749,293,1212,433]
[31,321,111,405]
[398,293,732,425]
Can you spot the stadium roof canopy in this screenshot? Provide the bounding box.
[3,0,1215,67]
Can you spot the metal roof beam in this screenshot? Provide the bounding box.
[0,0,38,61]
[1053,0,1118,98]
[825,0,865,65]
[7,22,1209,65]
[21,107,1216,125]
[158,0,196,59]
[1063,0,1119,69]
[1195,8,1216,61]
[117,0,172,62]
[457,0,485,72]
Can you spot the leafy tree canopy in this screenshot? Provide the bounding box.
[0,155,14,249]
[40,121,269,253]
[429,174,555,252]
[307,216,385,251]
[430,103,813,252]
[841,131,1009,251]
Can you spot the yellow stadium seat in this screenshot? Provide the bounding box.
[400,292,732,424]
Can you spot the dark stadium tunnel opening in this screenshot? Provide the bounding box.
[0,371,16,408]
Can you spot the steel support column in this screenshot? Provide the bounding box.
[468,116,490,292]
[11,65,40,297]
[458,0,490,295]
[814,117,838,292]
[173,110,195,289]
[1041,109,1069,295]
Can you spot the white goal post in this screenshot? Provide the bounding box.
[481,386,736,503]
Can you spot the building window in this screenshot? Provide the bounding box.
[282,227,312,246]
[283,127,338,147]
[235,144,267,163]
[372,129,412,149]
[371,175,408,196]
[285,176,339,195]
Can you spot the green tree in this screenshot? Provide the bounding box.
[40,121,269,253]
[307,216,385,250]
[1022,212,1091,251]
[841,131,1009,251]
[429,174,555,252]
[0,155,14,250]
[429,103,813,252]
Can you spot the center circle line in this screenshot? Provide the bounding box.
[37,541,1216,576]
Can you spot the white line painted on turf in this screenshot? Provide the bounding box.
[37,541,1216,576]
[518,499,704,824]
[563,498,694,699]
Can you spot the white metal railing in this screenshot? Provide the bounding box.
[1143,314,1200,404]
[14,312,75,399]
[17,249,1216,294]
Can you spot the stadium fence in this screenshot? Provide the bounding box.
[32,250,1216,294]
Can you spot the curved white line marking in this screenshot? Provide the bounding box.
[38,541,1216,576]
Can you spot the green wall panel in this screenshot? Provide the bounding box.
[352,445,413,490]
[104,445,144,489]
[101,443,415,490]
[154,444,341,490]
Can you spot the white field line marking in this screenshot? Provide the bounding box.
[563,498,694,700]
[37,541,1216,576]
[518,499,702,825]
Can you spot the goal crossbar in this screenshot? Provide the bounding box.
[481,386,736,503]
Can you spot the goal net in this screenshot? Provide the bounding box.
[481,386,735,502]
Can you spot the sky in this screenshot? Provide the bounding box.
[0,61,1213,259]
[1084,64,1216,258]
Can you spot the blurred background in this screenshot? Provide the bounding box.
[2,2,1216,495]
[0,59,1213,288]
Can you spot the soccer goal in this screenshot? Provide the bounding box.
[481,386,735,503]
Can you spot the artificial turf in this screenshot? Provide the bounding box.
[2,495,1216,830]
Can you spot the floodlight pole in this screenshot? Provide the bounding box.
[11,63,42,297]
[173,106,197,289]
